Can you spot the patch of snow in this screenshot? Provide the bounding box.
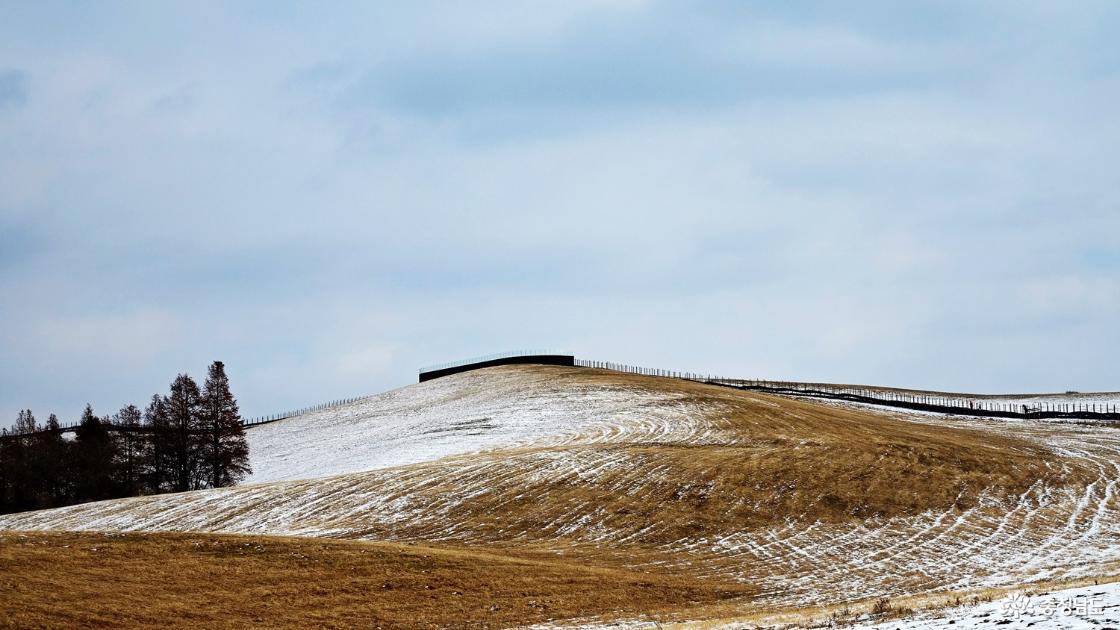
[844,580,1120,630]
[244,366,719,483]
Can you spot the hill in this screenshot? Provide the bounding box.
[2,365,1118,628]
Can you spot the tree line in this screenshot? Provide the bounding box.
[0,361,250,515]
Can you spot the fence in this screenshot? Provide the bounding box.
[2,395,373,439]
[240,395,370,427]
[707,380,1120,421]
[575,359,710,381]
[419,351,575,382]
[8,357,1118,439]
[575,359,1120,423]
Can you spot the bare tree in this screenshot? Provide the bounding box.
[166,375,203,492]
[200,361,251,488]
[114,404,144,496]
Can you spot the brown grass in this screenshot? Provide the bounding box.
[0,531,754,629]
[0,367,1100,627]
[356,368,1079,544]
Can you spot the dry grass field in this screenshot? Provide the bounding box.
[0,531,753,629]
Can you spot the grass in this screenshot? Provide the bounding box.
[0,367,1104,627]
[0,531,754,629]
[380,368,1078,541]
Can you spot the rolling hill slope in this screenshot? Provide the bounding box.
[2,365,1118,627]
[242,366,721,483]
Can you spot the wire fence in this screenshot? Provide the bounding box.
[240,395,370,427]
[9,356,1117,438]
[576,359,1120,422]
[4,395,374,437]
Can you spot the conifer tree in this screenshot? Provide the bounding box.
[166,375,203,492]
[0,427,10,512]
[143,395,173,494]
[115,404,144,495]
[74,405,117,501]
[1,362,254,514]
[200,361,251,488]
[33,414,68,506]
[8,410,38,509]
[14,409,37,435]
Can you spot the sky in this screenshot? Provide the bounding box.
[1,1,1118,423]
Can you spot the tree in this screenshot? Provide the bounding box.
[200,361,251,488]
[166,374,203,492]
[7,410,38,510]
[0,428,10,512]
[114,404,144,496]
[14,409,37,435]
[74,404,117,502]
[32,414,69,507]
[1,361,253,514]
[143,395,173,494]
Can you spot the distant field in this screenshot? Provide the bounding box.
[0,531,752,629]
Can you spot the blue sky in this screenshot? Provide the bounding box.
[1,1,1118,422]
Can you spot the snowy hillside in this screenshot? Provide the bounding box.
[245,369,1120,484]
[244,366,716,483]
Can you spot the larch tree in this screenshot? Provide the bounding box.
[143,395,173,494]
[1,362,253,515]
[10,410,38,508]
[114,404,144,496]
[166,374,203,492]
[74,405,117,501]
[200,361,250,488]
[0,428,8,512]
[14,409,37,435]
[33,414,68,506]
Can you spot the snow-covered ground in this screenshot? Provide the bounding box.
[983,392,1120,407]
[244,366,718,483]
[527,581,1120,629]
[245,369,1116,486]
[845,580,1120,630]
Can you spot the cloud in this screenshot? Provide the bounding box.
[320,12,960,137]
[1,2,1119,423]
[150,82,198,114]
[0,69,28,109]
